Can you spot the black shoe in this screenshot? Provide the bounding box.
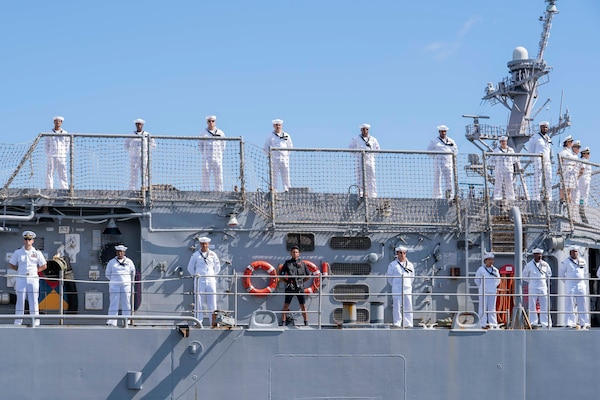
[285,320,291,326]
[304,321,309,326]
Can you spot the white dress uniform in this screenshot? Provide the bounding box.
[559,255,589,327]
[126,130,156,190]
[528,132,553,200]
[523,257,552,326]
[105,254,136,326]
[349,133,380,198]
[187,247,221,323]
[386,258,414,327]
[491,144,517,201]
[45,128,70,189]
[263,131,293,192]
[199,128,226,191]
[474,263,501,327]
[427,134,458,199]
[560,148,579,192]
[10,245,47,325]
[575,157,592,206]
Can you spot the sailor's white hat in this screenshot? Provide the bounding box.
[115,244,128,251]
[359,123,371,129]
[206,115,217,121]
[197,236,211,243]
[437,125,449,131]
[539,121,549,127]
[272,119,283,125]
[572,140,581,147]
[532,248,544,254]
[53,116,64,122]
[499,136,508,141]
[483,252,495,260]
[22,230,36,239]
[562,135,573,144]
[134,118,145,124]
[568,245,579,252]
[582,147,590,154]
[395,246,408,253]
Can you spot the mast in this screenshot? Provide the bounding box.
[465,0,569,153]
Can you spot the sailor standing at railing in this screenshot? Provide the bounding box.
[263,119,293,192]
[564,140,582,204]
[559,246,590,329]
[126,119,156,191]
[105,244,136,327]
[8,230,47,326]
[349,123,380,198]
[45,116,70,189]
[427,125,457,199]
[491,136,517,202]
[386,246,414,328]
[522,248,552,327]
[199,115,226,191]
[187,237,220,328]
[527,121,553,201]
[575,147,592,206]
[474,252,500,328]
[557,135,574,203]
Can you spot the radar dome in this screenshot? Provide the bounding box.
[512,47,529,61]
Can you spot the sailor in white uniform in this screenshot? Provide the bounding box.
[187,236,221,327]
[263,119,293,192]
[105,244,136,326]
[127,119,156,190]
[522,248,552,327]
[8,231,47,326]
[45,116,70,189]
[527,121,553,201]
[558,135,574,202]
[474,252,501,328]
[349,123,380,197]
[199,115,226,191]
[565,141,582,204]
[575,147,592,206]
[427,125,458,199]
[559,246,590,328]
[387,246,414,328]
[491,136,517,202]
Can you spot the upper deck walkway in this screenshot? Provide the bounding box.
[1,133,599,233]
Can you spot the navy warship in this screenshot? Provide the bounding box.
[0,1,598,399]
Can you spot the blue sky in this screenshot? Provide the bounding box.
[1,0,598,155]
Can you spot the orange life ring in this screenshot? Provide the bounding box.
[242,261,278,295]
[303,260,321,294]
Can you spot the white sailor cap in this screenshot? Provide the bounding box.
[532,248,544,254]
[568,245,579,252]
[483,252,495,260]
[562,135,573,144]
[197,236,211,243]
[359,123,371,129]
[134,118,145,125]
[115,244,128,251]
[572,140,581,148]
[582,147,590,154]
[437,125,449,131]
[272,119,283,125]
[539,121,549,127]
[395,246,408,253]
[22,230,36,239]
[53,116,64,122]
[499,136,508,141]
[206,115,217,121]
